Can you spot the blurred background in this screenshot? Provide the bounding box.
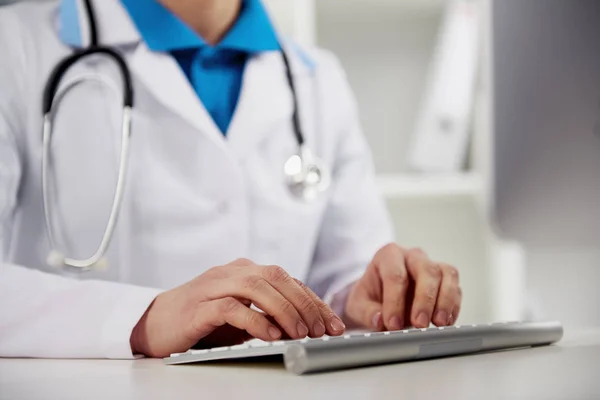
[2,0,598,329]
[261,0,600,329]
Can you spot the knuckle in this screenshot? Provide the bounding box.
[388,271,409,287]
[441,263,460,280]
[278,300,295,316]
[321,309,337,321]
[293,278,307,290]
[448,266,460,280]
[245,311,261,327]
[408,247,425,258]
[262,265,289,283]
[231,258,253,266]
[243,275,264,291]
[426,263,443,279]
[382,242,399,253]
[424,286,438,305]
[220,297,240,316]
[379,243,404,258]
[406,248,426,265]
[298,295,317,314]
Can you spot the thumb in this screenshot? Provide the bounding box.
[346,292,383,331]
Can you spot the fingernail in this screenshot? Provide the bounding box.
[416,312,429,328]
[371,312,382,329]
[268,326,282,340]
[330,317,346,333]
[313,320,326,337]
[389,316,403,330]
[297,321,309,338]
[435,311,448,326]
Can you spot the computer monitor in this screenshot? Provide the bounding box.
[492,0,600,327]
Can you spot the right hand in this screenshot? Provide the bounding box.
[130,258,346,357]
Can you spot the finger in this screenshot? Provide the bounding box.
[432,264,461,326]
[406,251,443,328]
[293,278,346,336]
[345,289,384,331]
[376,246,410,331]
[449,286,462,325]
[196,297,282,342]
[203,273,308,339]
[258,265,325,338]
[345,276,384,331]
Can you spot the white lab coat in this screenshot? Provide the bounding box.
[0,0,393,358]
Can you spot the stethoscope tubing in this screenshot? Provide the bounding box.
[41,0,328,271]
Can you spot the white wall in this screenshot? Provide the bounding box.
[316,0,444,174]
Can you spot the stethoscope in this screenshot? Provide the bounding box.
[42,0,330,271]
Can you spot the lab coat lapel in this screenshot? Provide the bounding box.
[128,42,227,150]
[227,52,295,157]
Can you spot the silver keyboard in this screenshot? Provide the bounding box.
[164,320,563,374]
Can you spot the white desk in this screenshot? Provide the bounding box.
[1,329,598,400]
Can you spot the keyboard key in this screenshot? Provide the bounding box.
[210,347,230,352]
[250,341,270,348]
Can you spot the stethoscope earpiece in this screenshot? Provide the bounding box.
[46,250,66,269]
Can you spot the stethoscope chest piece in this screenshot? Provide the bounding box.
[284,146,331,202]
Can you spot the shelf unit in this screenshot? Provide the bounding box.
[376,173,483,199]
[263,0,525,324]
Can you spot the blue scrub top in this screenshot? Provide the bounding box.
[120,0,280,135]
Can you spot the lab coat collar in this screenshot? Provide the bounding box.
[226,42,315,156]
[56,0,316,75]
[58,0,141,48]
[56,0,317,157]
[127,39,315,158]
[120,0,280,53]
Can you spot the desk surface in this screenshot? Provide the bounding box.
[1,329,599,400]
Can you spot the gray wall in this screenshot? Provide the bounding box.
[493,0,600,328]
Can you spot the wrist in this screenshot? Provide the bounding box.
[130,298,155,356]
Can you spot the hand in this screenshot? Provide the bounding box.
[344,244,462,331]
[130,258,345,357]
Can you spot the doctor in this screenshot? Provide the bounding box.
[0,0,462,359]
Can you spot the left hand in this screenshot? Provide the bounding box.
[344,244,462,331]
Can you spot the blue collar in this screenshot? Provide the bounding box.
[120,0,280,53]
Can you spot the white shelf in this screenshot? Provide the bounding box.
[376,173,483,199]
[318,0,446,13]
